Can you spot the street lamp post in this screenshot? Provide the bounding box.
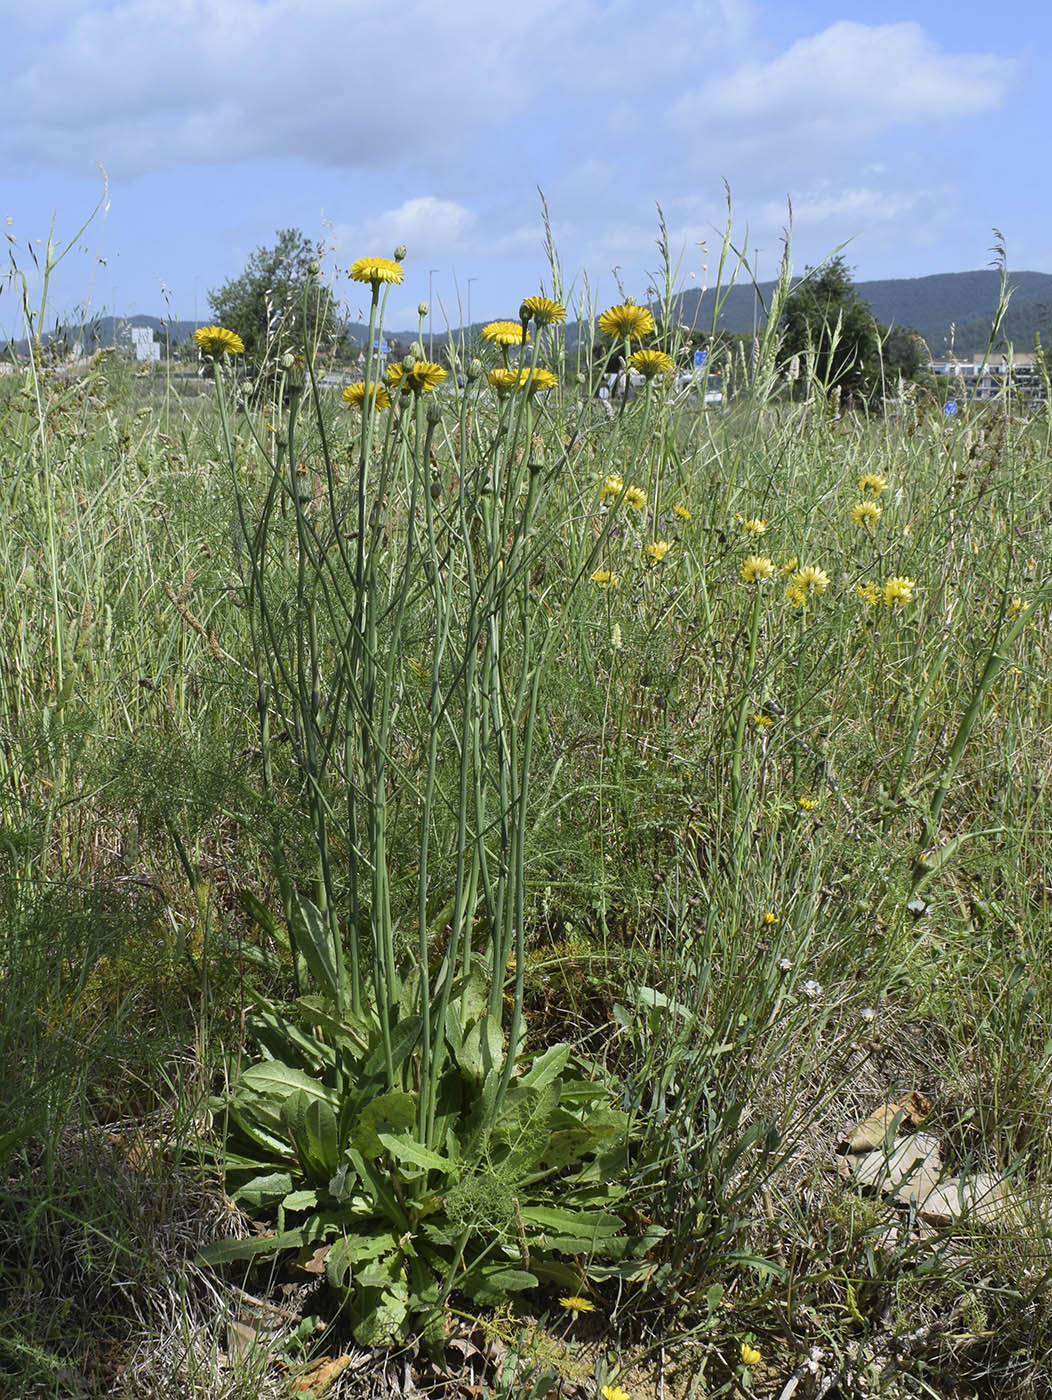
[466,277,477,342]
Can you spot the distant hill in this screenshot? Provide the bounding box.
[10,270,1052,362]
[672,269,1052,356]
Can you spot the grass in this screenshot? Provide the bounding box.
[3,227,1052,1398]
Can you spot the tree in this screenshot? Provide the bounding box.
[207,228,344,367]
[781,256,882,405]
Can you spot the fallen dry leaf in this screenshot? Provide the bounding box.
[841,1092,931,1153]
[288,1354,353,1397]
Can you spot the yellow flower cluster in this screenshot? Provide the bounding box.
[520,295,566,327]
[599,301,656,339]
[349,256,404,286]
[591,568,620,587]
[850,500,882,528]
[599,474,624,503]
[629,349,675,378]
[741,555,776,584]
[481,320,529,346]
[735,514,767,536]
[646,540,670,562]
[342,381,392,411]
[785,565,829,607]
[674,504,692,521]
[193,325,244,356]
[623,485,647,511]
[883,575,914,607]
[386,360,448,394]
[487,367,557,395]
[858,472,888,495]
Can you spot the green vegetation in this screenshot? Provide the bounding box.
[3,218,1052,1399]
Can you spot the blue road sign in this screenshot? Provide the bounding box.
[944,400,958,417]
[693,349,707,368]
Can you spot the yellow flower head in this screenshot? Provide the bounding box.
[599,301,656,339]
[591,568,620,587]
[599,474,624,503]
[601,1387,631,1400]
[646,539,671,562]
[193,325,245,356]
[883,575,915,607]
[349,256,404,286]
[751,712,774,729]
[520,295,567,327]
[856,581,880,606]
[487,367,558,395]
[798,796,818,811]
[850,500,882,528]
[740,1343,762,1368]
[780,555,798,576]
[858,472,888,496]
[785,581,808,609]
[623,485,648,511]
[629,349,675,378]
[481,320,529,347]
[762,911,779,925]
[792,564,830,597]
[1008,597,1031,617]
[741,555,776,584]
[341,381,392,411]
[559,1295,596,1313]
[674,504,692,521]
[740,516,767,536]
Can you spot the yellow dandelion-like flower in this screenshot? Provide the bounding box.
[741,1343,762,1368]
[858,472,888,496]
[850,500,882,528]
[780,555,798,576]
[741,555,776,584]
[408,361,448,393]
[751,713,774,729]
[341,381,392,410]
[741,517,767,536]
[762,911,779,925]
[646,540,671,562]
[599,474,624,503]
[629,349,675,378]
[193,325,245,356]
[487,366,557,395]
[349,256,404,286]
[601,1387,631,1400]
[481,320,529,347]
[1008,597,1031,617]
[598,301,656,339]
[856,581,881,606]
[883,575,914,608]
[520,295,566,327]
[792,565,830,596]
[385,362,410,393]
[674,504,692,521]
[591,569,620,587]
[559,1295,596,1313]
[798,796,818,811]
[623,485,648,511]
[785,581,808,609]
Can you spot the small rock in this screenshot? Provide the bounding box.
[852,1132,942,1196]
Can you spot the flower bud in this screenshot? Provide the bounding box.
[409,341,424,360]
[403,353,417,372]
[393,245,407,262]
[417,302,430,318]
[467,357,483,382]
[281,351,296,370]
[307,259,321,277]
[426,398,442,426]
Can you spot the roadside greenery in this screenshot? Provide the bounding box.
[3,214,1052,1398]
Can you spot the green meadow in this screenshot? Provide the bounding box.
[3,229,1052,1400]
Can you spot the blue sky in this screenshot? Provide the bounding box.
[3,0,1050,338]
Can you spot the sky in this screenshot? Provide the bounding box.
[2,0,1050,338]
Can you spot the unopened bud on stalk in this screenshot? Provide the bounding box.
[417,302,429,318]
[426,398,442,426]
[402,353,417,372]
[307,259,321,277]
[393,245,407,262]
[467,357,483,382]
[410,341,424,360]
[280,352,296,370]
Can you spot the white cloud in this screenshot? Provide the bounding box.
[334,198,475,260]
[683,21,1017,142]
